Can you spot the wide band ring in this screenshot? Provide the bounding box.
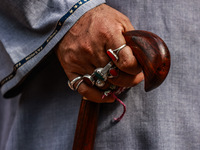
[68,76,82,91]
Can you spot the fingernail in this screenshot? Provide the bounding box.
[107,49,118,61]
[109,68,118,77]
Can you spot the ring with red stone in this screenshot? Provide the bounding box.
[108,67,119,78]
[107,44,126,61]
[82,74,95,86]
[107,49,118,61]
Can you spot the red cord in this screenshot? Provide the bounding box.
[112,93,126,122]
[102,91,127,122]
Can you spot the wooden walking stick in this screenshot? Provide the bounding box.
[72,30,171,150]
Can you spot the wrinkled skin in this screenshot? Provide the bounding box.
[56,4,144,103]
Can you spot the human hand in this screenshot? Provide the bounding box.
[55,4,144,103]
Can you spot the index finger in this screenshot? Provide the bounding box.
[106,30,142,75]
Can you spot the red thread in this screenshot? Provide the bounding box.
[102,92,126,122]
[112,93,126,122]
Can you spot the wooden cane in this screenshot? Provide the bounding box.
[72,30,171,150]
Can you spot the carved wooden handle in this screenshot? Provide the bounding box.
[73,30,171,150]
[124,30,170,91]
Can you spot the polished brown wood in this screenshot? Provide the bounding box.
[73,30,171,150]
[124,30,170,91]
[73,99,100,150]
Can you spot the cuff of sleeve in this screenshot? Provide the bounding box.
[0,0,106,98]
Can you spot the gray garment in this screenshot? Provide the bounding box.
[1,0,200,150]
[0,0,105,149]
[0,0,105,96]
[0,95,18,150]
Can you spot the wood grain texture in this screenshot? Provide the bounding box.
[124,30,170,91]
[73,99,100,150]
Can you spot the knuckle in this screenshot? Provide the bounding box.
[119,59,130,70]
[69,54,78,64]
[99,28,112,41]
[124,15,131,23]
[79,40,93,55]
[120,14,131,24]
[62,49,77,64]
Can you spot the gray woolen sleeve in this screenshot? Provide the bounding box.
[0,0,106,98]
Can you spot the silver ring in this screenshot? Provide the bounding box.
[94,61,113,81]
[95,79,105,88]
[112,44,126,54]
[75,79,83,91]
[83,74,95,86]
[68,76,82,91]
